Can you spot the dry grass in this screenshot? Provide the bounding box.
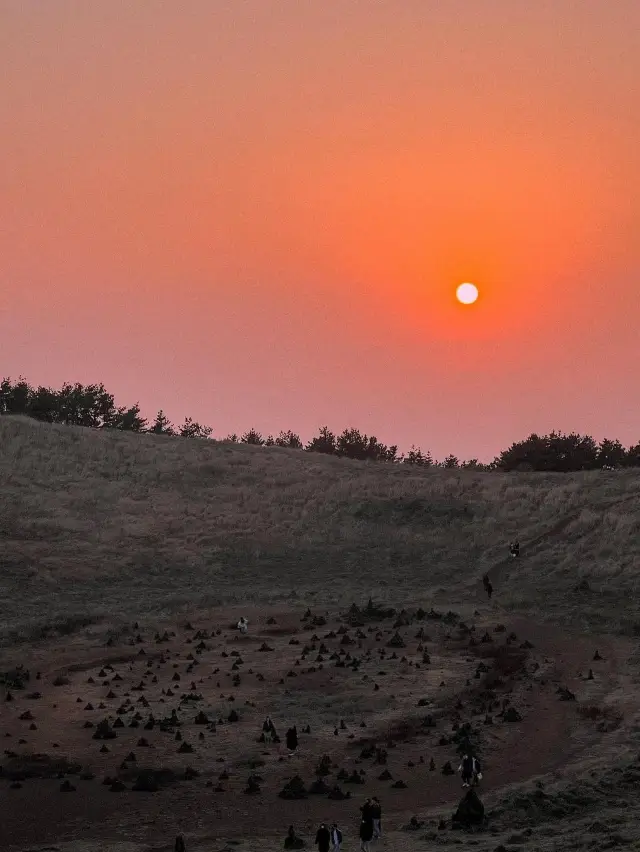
[1,414,640,645]
[2,413,640,852]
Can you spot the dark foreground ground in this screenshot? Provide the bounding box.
[2,597,640,852]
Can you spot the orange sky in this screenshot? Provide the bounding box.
[2,2,639,460]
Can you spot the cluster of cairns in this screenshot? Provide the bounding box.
[0,598,602,843]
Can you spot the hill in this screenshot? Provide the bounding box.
[2,415,640,852]
[1,415,639,645]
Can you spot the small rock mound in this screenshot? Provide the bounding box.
[244,775,261,794]
[132,771,159,792]
[503,706,522,722]
[307,778,331,795]
[92,719,117,740]
[557,686,576,701]
[452,789,485,828]
[327,785,351,800]
[279,775,307,800]
[284,827,305,849]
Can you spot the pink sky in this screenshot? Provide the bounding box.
[2,1,639,461]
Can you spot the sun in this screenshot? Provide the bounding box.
[456,282,479,305]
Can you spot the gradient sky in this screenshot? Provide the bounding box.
[2,1,639,461]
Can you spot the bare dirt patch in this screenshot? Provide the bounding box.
[1,602,635,852]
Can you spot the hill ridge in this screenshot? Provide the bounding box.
[1,415,639,644]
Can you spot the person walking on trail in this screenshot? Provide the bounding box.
[359,815,374,852]
[316,823,331,852]
[371,797,382,839]
[331,823,343,852]
[482,573,493,600]
[360,798,373,822]
[175,836,186,852]
[458,753,482,788]
[263,716,277,744]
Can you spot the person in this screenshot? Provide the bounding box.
[316,823,331,852]
[286,725,298,754]
[175,836,186,852]
[359,813,374,852]
[510,540,520,558]
[458,753,482,787]
[331,823,342,852]
[237,616,249,634]
[482,573,493,600]
[263,716,274,744]
[360,798,373,822]
[371,797,382,839]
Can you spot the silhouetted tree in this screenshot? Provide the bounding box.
[1,376,123,427]
[109,403,148,432]
[442,454,460,469]
[178,417,212,439]
[241,428,265,445]
[335,428,370,460]
[0,376,33,416]
[404,446,433,466]
[461,458,487,470]
[0,377,11,414]
[551,432,598,471]
[334,428,397,462]
[275,430,303,449]
[596,438,627,469]
[149,410,176,435]
[306,426,337,455]
[223,433,239,443]
[53,382,116,428]
[28,384,59,422]
[5,373,639,473]
[496,431,599,472]
[626,441,640,468]
[384,444,400,463]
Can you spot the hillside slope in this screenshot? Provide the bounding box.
[1,415,639,643]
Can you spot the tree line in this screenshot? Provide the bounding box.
[1,375,638,472]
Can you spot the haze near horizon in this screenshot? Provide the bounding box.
[2,1,639,460]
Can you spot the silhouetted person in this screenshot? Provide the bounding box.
[360,798,373,822]
[315,823,330,852]
[263,715,277,743]
[359,814,374,852]
[458,753,482,787]
[331,823,343,852]
[371,797,382,838]
[286,725,298,753]
[510,540,520,558]
[175,836,186,852]
[482,573,493,599]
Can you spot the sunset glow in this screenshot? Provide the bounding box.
[2,2,639,460]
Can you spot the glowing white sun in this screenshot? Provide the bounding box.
[456,282,479,305]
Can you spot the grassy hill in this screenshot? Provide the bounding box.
[1,414,639,645]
